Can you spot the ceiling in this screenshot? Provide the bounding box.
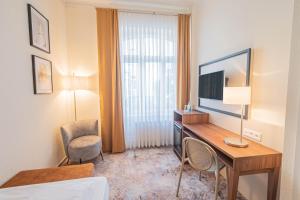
[64,0,196,13]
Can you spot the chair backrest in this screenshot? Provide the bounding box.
[182,137,217,171]
[60,120,98,156]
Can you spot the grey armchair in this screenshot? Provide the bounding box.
[61,119,103,164]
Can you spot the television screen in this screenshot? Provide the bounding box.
[199,71,224,100]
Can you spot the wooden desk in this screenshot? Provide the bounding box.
[182,123,282,200]
[0,163,95,188]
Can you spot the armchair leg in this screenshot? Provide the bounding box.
[67,158,70,165]
[80,158,82,164]
[100,150,104,161]
[199,171,202,181]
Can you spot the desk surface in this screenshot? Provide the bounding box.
[183,123,281,160]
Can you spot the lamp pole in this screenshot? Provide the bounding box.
[240,104,244,144]
[73,73,77,121]
[73,90,77,121]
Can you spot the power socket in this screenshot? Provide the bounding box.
[243,128,262,142]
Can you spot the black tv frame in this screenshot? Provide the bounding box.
[199,70,224,100]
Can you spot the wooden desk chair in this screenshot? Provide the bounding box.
[176,137,224,200]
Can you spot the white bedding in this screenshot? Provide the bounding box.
[0,177,109,200]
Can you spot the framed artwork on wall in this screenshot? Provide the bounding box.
[32,55,53,94]
[27,4,50,53]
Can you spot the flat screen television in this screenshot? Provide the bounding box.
[198,70,224,100]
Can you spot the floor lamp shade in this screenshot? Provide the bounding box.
[223,86,251,148]
[72,75,90,91]
[223,87,251,105]
[71,74,91,121]
[62,75,91,91]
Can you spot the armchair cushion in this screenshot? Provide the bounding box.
[68,136,101,162]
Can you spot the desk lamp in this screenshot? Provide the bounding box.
[223,87,251,148]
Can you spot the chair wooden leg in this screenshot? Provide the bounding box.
[214,169,220,200]
[67,158,70,165]
[176,163,184,197]
[199,171,202,181]
[80,158,82,164]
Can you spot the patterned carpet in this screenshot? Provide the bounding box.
[93,147,246,200]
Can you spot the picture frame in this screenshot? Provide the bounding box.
[27,4,50,53]
[32,55,53,94]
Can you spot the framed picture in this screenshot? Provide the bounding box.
[32,55,53,94]
[27,4,50,53]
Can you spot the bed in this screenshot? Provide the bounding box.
[0,177,109,200]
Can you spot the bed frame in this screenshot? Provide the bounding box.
[0,163,94,188]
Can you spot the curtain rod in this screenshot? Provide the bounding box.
[118,9,182,17]
[66,2,190,16]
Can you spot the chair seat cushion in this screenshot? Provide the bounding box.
[68,136,101,162]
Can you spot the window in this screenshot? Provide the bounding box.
[119,12,178,149]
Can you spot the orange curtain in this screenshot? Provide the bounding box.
[96,8,125,153]
[177,14,191,110]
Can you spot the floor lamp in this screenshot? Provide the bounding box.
[72,73,90,121]
[223,86,251,148]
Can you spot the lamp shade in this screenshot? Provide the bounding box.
[223,87,251,105]
[72,75,90,90]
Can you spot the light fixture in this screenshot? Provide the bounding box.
[71,73,90,121]
[223,86,251,148]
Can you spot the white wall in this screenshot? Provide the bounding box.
[65,4,99,121]
[0,0,72,184]
[281,0,300,199]
[191,0,294,199]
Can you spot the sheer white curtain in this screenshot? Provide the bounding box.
[119,12,178,149]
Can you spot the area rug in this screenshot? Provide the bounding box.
[93,147,246,200]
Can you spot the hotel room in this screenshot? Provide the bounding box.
[0,0,299,199]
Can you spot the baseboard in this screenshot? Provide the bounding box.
[57,156,67,167]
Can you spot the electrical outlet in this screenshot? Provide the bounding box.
[243,128,262,142]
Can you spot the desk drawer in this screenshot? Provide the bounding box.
[182,129,197,139]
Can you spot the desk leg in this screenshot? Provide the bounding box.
[267,167,280,200]
[226,167,239,200]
